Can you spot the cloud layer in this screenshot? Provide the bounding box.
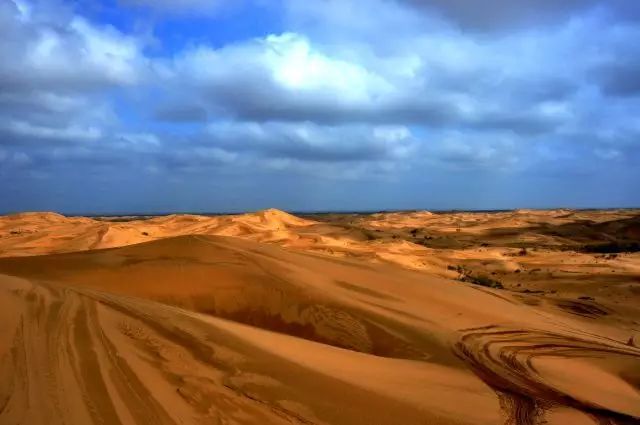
[1,0,639,213]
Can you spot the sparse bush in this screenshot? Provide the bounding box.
[461,274,504,289]
[451,264,503,289]
[452,265,469,274]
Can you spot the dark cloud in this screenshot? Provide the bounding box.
[404,0,640,31]
[199,122,416,163]
[596,61,640,97]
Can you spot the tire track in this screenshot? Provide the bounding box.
[71,301,123,425]
[455,325,640,425]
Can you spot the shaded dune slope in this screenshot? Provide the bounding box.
[1,235,639,424]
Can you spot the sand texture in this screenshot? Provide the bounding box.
[0,209,639,425]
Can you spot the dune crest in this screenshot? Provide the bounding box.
[232,208,316,229]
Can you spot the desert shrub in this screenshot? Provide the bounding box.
[451,264,503,289]
[578,295,595,301]
[451,265,469,274]
[460,274,504,289]
[518,247,528,256]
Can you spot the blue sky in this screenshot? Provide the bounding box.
[0,0,639,214]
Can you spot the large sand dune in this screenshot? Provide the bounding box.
[1,209,639,424]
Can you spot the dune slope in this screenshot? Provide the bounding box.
[1,234,639,425]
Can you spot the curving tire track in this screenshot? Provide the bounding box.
[454,325,640,425]
[0,280,315,425]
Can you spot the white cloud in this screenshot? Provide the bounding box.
[1,0,639,206]
[3,120,102,142]
[265,34,392,100]
[117,133,160,146]
[168,31,395,118]
[1,4,145,91]
[158,18,612,132]
[0,0,146,153]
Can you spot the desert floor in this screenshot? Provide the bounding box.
[0,208,639,425]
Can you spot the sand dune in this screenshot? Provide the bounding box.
[0,209,322,257]
[1,209,639,424]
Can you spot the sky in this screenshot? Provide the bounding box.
[0,0,639,214]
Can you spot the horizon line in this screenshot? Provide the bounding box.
[2,205,640,218]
